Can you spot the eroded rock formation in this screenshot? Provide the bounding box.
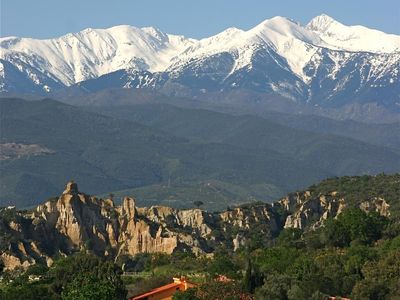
[0,181,392,270]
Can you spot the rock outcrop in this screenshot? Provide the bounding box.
[277,191,347,229]
[1,182,279,269]
[0,180,394,270]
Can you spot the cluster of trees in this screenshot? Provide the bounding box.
[173,208,400,300]
[0,253,126,300]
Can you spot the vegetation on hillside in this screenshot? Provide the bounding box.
[173,208,400,299]
[307,174,400,218]
[1,206,399,299]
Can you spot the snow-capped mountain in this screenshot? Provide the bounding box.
[1,14,399,110]
[307,14,400,53]
[0,25,194,86]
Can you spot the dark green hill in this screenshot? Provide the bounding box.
[91,103,400,176]
[67,88,400,147]
[1,98,400,210]
[259,110,400,151]
[0,98,322,209]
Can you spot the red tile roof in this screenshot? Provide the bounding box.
[130,282,182,300]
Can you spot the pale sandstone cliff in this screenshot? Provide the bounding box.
[276,191,390,230]
[0,181,392,270]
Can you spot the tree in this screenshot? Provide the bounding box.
[320,208,388,247]
[243,259,253,293]
[173,288,200,300]
[50,252,126,299]
[276,228,304,248]
[61,274,117,300]
[255,273,291,300]
[0,284,56,300]
[193,201,204,209]
[25,263,49,277]
[196,281,247,300]
[207,253,240,279]
[255,247,299,275]
[352,250,400,299]
[243,258,263,293]
[0,260,4,275]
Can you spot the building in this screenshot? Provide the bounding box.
[130,277,196,300]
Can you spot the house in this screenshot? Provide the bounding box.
[130,277,196,300]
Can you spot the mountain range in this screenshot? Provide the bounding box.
[1,14,399,118]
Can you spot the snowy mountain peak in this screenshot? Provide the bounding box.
[254,16,300,34]
[307,14,338,32]
[252,15,323,45]
[262,16,296,25]
[140,26,168,40]
[307,14,400,53]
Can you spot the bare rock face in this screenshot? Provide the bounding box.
[117,200,179,255]
[62,181,79,195]
[1,253,32,271]
[220,204,279,236]
[122,197,136,219]
[118,220,178,255]
[233,234,247,251]
[27,182,231,260]
[278,189,394,231]
[360,198,390,217]
[280,192,347,229]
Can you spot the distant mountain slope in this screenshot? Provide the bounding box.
[1,15,399,116]
[79,89,400,150]
[89,102,400,174]
[260,110,400,151]
[1,98,400,209]
[0,97,321,209]
[59,88,400,124]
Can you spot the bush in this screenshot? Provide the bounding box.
[50,252,126,299]
[321,208,388,247]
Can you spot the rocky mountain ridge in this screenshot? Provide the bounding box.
[1,176,396,271]
[1,15,399,113]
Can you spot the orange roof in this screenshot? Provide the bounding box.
[130,282,182,300]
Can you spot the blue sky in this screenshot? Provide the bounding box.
[1,0,399,38]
